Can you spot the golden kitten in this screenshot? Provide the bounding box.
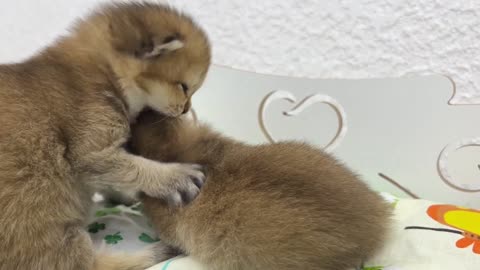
[0,3,210,270]
[130,111,392,270]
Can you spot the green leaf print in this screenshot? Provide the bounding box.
[361,266,384,270]
[391,199,399,208]
[138,233,160,243]
[104,232,123,245]
[87,222,106,233]
[95,207,121,217]
[131,203,144,212]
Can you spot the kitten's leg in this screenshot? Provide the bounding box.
[95,242,179,270]
[77,146,205,207]
[141,195,183,245]
[51,227,95,270]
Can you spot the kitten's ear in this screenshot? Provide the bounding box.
[136,35,184,59]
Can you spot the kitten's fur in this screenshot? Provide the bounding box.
[130,111,392,270]
[0,3,210,270]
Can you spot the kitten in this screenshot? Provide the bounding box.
[130,111,392,270]
[0,3,210,270]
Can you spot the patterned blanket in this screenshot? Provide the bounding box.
[88,193,480,270]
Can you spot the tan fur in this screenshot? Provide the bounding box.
[93,244,180,270]
[131,112,392,270]
[93,249,156,270]
[0,2,210,269]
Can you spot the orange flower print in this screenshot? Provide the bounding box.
[405,204,480,255]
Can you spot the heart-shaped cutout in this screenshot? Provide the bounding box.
[258,90,347,153]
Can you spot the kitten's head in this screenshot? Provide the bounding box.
[129,109,194,162]
[99,3,211,118]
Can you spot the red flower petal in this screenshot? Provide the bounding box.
[456,237,475,248]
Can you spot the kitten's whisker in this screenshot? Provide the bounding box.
[149,117,169,126]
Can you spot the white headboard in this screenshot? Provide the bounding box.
[191,65,480,207]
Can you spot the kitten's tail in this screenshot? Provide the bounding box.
[93,244,176,270]
[93,251,154,270]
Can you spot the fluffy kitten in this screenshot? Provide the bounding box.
[130,111,392,270]
[0,3,210,270]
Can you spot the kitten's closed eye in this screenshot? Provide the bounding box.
[178,83,188,94]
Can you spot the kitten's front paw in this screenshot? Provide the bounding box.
[143,163,205,207]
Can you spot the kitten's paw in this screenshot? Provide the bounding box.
[143,163,205,207]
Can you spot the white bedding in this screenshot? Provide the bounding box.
[88,200,158,253]
[88,193,480,270]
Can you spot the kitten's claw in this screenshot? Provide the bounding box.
[142,163,205,207]
[192,177,204,189]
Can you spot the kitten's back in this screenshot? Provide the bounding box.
[196,142,390,269]
[134,115,391,270]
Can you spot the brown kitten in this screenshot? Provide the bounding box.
[130,111,392,270]
[0,2,210,270]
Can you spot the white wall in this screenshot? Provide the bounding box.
[1,0,479,104]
